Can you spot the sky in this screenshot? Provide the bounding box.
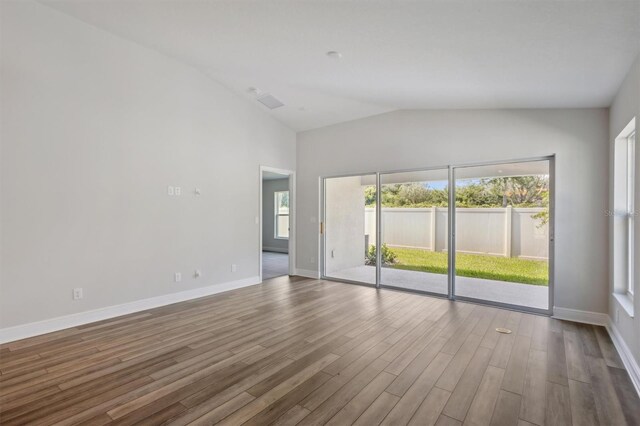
[425,179,480,190]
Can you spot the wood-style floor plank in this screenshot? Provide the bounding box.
[490,390,521,426]
[381,352,452,425]
[545,382,572,426]
[353,391,399,426]
[568,379,600,426]
[607,364,640,426]
[0,276,637,426]
[441,346,492,421]
[464,365,505,426]
[586,355,628,426]
[408,386,450,426]
[519,348,547,425]
[325,371,396,425]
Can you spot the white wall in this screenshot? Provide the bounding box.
[262,178,289,253]
[297,108,609,314]
[609,53,640,368]
[0,1,295,329]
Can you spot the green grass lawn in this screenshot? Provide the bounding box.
[388,247,548,286]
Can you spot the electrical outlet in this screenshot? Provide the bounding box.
[167,186,174,196]
[231,264,238,273]
[194,269,201,278]
[309,257,315,264]
[174,272,182,283]
[175,187,182,196]
[331,249,335,258]
[72,288,83,300]
[615,307,620,323]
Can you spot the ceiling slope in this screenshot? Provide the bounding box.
[41,0,640,131]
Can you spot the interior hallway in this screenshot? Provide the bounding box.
[262,251,289,280]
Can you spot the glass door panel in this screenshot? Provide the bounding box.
[454,160,551,310]
[323,174,377,285]
[379,169,449,295]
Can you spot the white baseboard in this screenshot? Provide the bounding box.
[294,268,320,279]
[552,307,609,326]
[607,318,640,397]
[0,275,261,344]
[262,246,288,253]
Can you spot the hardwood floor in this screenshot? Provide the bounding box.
[1,276,638,425]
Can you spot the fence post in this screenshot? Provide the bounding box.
[430,206,437,251]
[504,205,512,257]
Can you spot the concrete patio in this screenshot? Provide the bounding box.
[327,265,548,310]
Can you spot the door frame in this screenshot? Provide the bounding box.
[320,171,378,287]
[450,156,555,315]
[259,165,296,282]
[320,155,555,316]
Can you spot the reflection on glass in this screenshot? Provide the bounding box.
[454,160,550,310]
[324,175,376,285]
[378,169,449,294]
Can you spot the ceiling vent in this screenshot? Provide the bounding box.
[256,93,284,109]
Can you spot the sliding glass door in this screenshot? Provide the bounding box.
[379,169,449,295]
[323,174,377,285]
[321,157,553,314]
[453,160,552,310]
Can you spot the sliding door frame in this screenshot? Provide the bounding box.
[320,154,555,316]
[450,155,554,315]
[377,165,452,299]
[320,171,379,288]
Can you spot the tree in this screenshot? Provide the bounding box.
[532,190,550,226]
[455,182,500,207]
[398,183,428,205]
[364,185,376,206]
[364,175,549,209]
[481,176,548,207]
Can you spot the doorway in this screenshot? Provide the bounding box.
[321,156,554,314]
[452,159,552,311]
[260,166,295,281]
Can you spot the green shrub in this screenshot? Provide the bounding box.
[366,243,397,266]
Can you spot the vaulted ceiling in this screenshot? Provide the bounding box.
[42,0,640,131]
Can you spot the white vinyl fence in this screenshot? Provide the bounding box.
[365,207,548,260]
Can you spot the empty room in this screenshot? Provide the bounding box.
[1,1,639,425]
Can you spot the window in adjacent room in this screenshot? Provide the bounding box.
[613,117,636,315]
[275,191,289,239]
[627,130,636,298]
